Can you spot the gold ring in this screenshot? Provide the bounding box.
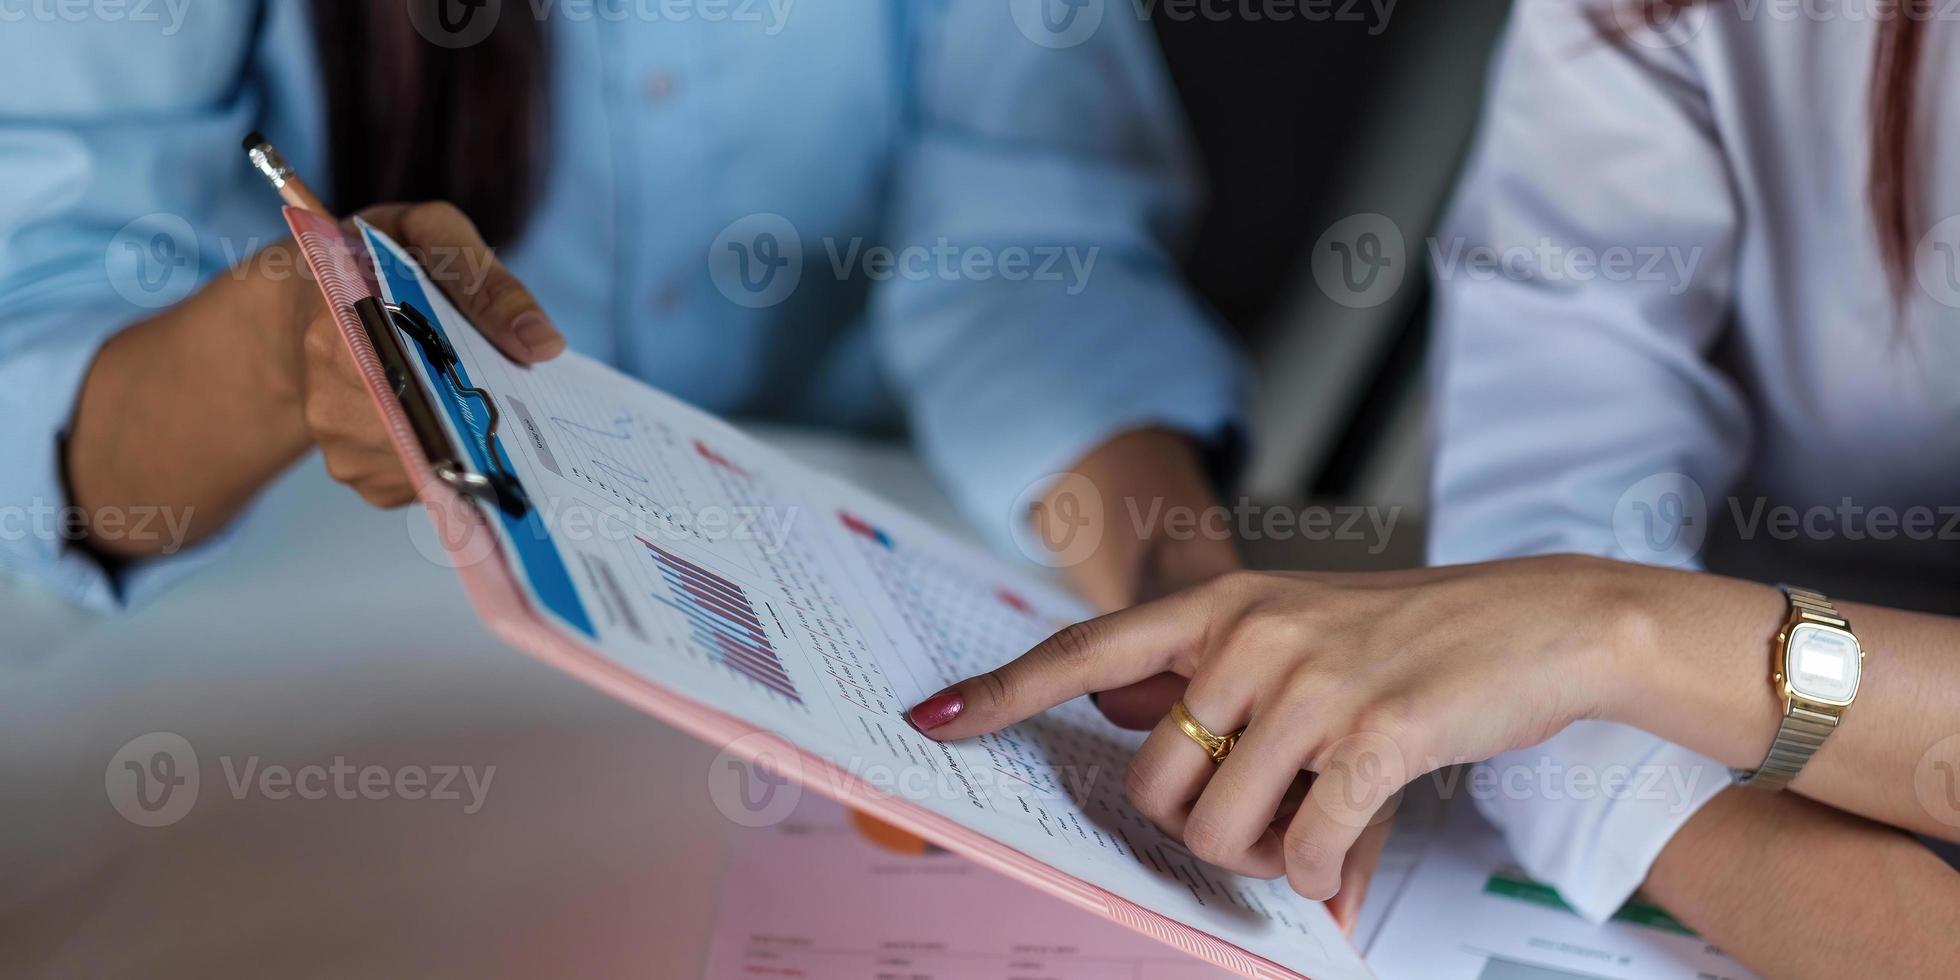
[1171,701,1242,763]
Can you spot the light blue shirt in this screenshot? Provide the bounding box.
[0,2,1245,610]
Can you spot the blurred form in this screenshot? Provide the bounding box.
[703,797,1239,979]
[1366,806,1757,980]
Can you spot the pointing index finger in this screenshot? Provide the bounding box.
[906,588,1214,741]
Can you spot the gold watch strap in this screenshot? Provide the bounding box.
[1731,703,1839,789]
[1732,586,1847,790]
[1786,586,1848,629]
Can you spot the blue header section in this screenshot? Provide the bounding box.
[363,227,595,638]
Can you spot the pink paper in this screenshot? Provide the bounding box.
[704,796,1240,979]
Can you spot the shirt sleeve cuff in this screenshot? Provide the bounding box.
[1470,721,1733,924]
[0,304,238,611]
[892,276,1250,560]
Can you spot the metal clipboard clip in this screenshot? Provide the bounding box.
[353,296,532,519]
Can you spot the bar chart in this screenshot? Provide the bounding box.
[639,537,803,704]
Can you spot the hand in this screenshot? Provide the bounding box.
[297,202,566,507]
[1033,427,1241,729]
[66,203,565,555]
[1036,427,1240,612]
[907,555,1638,903]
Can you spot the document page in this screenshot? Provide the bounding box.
[1366,807,1755,980]
[704,796,1239,979]
[362,224,1371,980]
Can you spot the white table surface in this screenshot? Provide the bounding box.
[0,428,978,979]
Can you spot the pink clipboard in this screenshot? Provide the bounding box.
[286,207,1358,980]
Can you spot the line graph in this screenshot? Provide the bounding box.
[550,414,652,484]
[541,411,691,518]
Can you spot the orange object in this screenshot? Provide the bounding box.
[850,809,938,856]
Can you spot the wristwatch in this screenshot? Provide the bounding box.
[1733,586,1864,790]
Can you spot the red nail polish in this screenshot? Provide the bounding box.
[908,689,964,732]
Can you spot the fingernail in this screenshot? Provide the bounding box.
[907,689,964,732]
[513,312,563,357]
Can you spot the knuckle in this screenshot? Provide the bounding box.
[1233,608,1310,655]
[403,200,462,235]
[360,483,414,509]
[1286,834,1333,873]
[1182,813,1238,865]
[1123,761,1175,820]
[1352,713,1423,782]
[302,395,337,435]
[1285,837,1338,896]
[1211,569,1268,600]
[1045,621,1102,672]
[972,669,1012,712]
[473,271,512,308]
[1352,699,1414,743]
[1277,658,1334,692]
[352,203,395,229]
[474,272,531,324]
[323,452,363,485]
[395,202,468,256]
[478,263,526,303]
[302,319,336,359]
[1260,686,1315,732]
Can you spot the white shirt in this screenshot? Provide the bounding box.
[1429,0,1960,922]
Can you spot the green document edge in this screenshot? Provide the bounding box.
[1483,868,1697,938]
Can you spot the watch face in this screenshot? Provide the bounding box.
[1786,624,1861,703]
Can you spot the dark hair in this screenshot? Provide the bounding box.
[309,1,552,246]
[1610,1,1928,300]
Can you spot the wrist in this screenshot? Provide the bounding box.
[240,239,314,421]
[147,248,316,467]
[1589,559,1787,767]
[1586,557,1675,729]
[1528,556,1669,725]
[63,248,318,556]
[187,241,315,456]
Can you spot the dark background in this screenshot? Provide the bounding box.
[1148,1,1513,502]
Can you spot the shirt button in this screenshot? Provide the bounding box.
[643,71,679,105]
[653,283,686,313]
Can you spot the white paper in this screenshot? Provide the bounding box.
[1365,806,1757,980]
[361,224,1372,980]
[1351,782,1447,955]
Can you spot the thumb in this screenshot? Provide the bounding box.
[358,202,565,364]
